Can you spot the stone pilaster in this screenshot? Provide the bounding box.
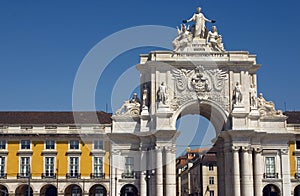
[253,146,263,196]
[241,146,254,196]
[281,148,291,196]
[232,146,241,196]
[165,146,176,196]
[156,146,163,196]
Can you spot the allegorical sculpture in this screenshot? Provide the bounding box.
[257,93,283,116]
[207,26,224,51]
[142,84,149,108]
[172,7,225,52]
[172,24,192,52]
[116,93,141,116]
[191,67,211,93]
[233,82,242,105]
[249,84,257,108]
[157,82,168,105]
[183,7,215,39]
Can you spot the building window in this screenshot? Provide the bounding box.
[20,157,30,177]
[296,141,300,149]
[71,186,81,196]
[93,157,103,178]
[45,140,55,150]
[209,163,214,171]
[44,157,55,178]
[0,140,6,149]
[296,157,300,178]
[70,140,79,150]
[94,140,103,150]
[265,157,276,178]
[209,190,215,196]
[209,176,214,185]
[69,157,79,177]
[0,157,5,178]
[20,140,30,150]
[122,157,134,178]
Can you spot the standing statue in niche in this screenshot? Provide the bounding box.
[142,84,149,108]
[183,7,215,39]
[233,82,242,104]
[207,26,224,52]
[172,24,192,52]
[249,84,257,108]
[157,82,168,105]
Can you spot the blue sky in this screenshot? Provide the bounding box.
[0,0,299,112]
[0,1,300,152]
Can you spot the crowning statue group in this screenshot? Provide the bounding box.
[172,7,224,52]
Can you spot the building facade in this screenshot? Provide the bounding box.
[0,112,112,196]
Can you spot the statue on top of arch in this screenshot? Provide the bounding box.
[172,6,225,52]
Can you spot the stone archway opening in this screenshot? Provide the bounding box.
[295,185,300,196]
[15,185,33,196]
[64,184,82,196]
[89,184,107,196]
[40,184,57,196]
[0,185,8,196]
[263,184,280,196]
[120,184,138,196]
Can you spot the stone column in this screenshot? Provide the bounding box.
[253,147,263,196]
[140,151,147,196]
[111,149,120,196]
[241,146,254,196]
[224,146,233,196]
[217,145,225,196]
[165,146,176,196]
[281,149,291,196]
[156,146,163,196]
[232,146,241,196]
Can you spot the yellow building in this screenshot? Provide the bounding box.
[0,111,112,196]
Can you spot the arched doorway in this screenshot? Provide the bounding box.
[120,184,138,196]
[89,184,107,196]
[295,185,300,196]
[40,184,57,196]
[0,185,8,196]
[263,184,280,196]
[15,185,33,196]
[65,184,82,196]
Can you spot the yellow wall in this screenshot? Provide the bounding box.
[7,141,19,177]
[56,141,68,177]
[32,141,44,177]
[104,141,110,176]
[290,142,296,177]
[81,142,92,176]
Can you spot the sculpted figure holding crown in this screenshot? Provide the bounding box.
[183,7,215,39]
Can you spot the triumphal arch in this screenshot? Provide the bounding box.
[109,7,292,196]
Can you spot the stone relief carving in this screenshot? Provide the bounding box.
[172,24,193,52]
[257,93,283,117]
[171,65,228,110]
[116,93,141,116]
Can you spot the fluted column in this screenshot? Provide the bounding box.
[156,146,163,196]
[281,148,291,196]
[224,146,233,196]
[140,150,147,196]
[253,147,263,196]
[232,146,241,196]
[241,146,254,196]
[165,146,176,196]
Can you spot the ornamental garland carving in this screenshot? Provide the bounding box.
[172,65,229,110]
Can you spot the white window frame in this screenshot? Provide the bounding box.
[0,140,6,150]
[44,156,55,177]
[93,156,104,176]
[69,156,80,177]
[93,140,103,150]
[20,140,31,150]
[19,156,31,177]
[125,157,134,175]
[0,156,6,177]
[69,140,80,150]
[209,176,214,185]
[45,140,55,150]
[265,156,276,178]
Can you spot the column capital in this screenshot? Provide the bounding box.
[165,146,176,153]
[281,148,288,155]
[253,146,263,153]
[155,146,164,152]
[112,149,121,155]
[241,146,252,152]
[232,145,241,152]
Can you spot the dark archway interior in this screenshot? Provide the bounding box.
[120,184,138,196]
[263,184,280,196]
[40,184,57,196]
